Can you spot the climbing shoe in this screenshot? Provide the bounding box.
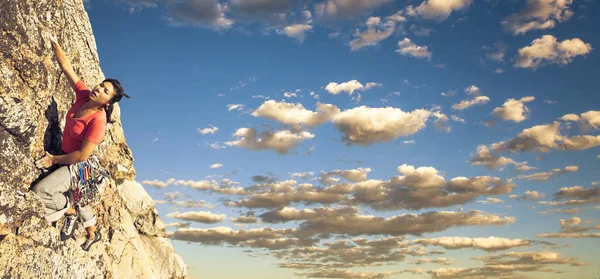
[81,231,101,251]
[61,212,78,241]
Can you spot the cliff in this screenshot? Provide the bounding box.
[0,0,186,277]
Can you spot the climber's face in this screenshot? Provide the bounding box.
[90,81,116,107]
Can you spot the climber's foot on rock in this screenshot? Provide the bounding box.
[60,212,78,241]
[81,231,101,251]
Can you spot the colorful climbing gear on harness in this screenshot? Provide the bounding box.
[69,155,110,207]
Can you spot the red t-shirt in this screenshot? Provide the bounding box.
[61,80,106,153]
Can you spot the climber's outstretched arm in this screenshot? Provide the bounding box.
[35,139,97,169]
[48,34,80,90]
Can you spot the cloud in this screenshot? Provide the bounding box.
[393,164,445,189]
[165,222,191,228]
[450,115,465,123]
[168,226,290,245]
[433,112,451,132]
[259,206,355,223]
[166,211,227,224]
[296,209,514,237]
[252,100,340,127]
[295,270,400,279]
[405,0,473,21]
[349,17,395,51]
[471,145,526,170]
[464,85,481,96]
[414,237,531,252]
[320,167,372,184]
[142,179,171,188]
[430,251,584,279]
[281,24,313,42]
[484,43,507,63]
[470,145,518,170]
[227,104,246,111]
[491,121,600,153]
[331,106,432,145]
[325,80,380,96]
[396,38,432,60]
[550,186,600,206]
[165,0,233,29]
[510,190,546,201]
[502,0,574,35]
[231,212,261,224]
[290,172,315,180]
[537,232,600,238]
[225,127,315,154]
[452,96,490,110]
[229,0,297,19]
[232,188,345,209]
[477,198,504,204]
[143,178,248,195]
[516,165,578,181]
[515,35,592,70]
[314,0,391,20]
[560,110,600,129]
[210,163,223,169]
[198,125,219,135]
[493,96,535,123]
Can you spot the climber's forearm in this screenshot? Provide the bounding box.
[51,41,79,89]
[52,140,96,165]
[51,151,86,165]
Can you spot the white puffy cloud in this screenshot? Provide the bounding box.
[515,35,592,70]
[225,127,315,154]
[252,100,340,127]
[452,96,491,110]
[350,17,396,51]
[493,96,535,123]
[210,163,223,169]
[502,0,574,35]
[281,24,312,42]
[560,113,581,122]
[581,111,600,128]
[414,236,531,252]
[492,121,600,153]
[331,106,432,145]
[393,164,445,189]
[405,0,473,21]
[396,38,432,60]
[325,80,381,97]
[227,104,246,111]
[197,124,219,135]
[166,211,226,224]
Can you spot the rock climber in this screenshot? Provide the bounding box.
[32,33,129,251]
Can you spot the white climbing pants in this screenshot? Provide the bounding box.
[32,166,97,228]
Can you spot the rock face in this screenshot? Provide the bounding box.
[0,0,187,278]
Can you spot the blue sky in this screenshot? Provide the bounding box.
[85,0,599,278]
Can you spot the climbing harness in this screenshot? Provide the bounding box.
[68,155,110,207]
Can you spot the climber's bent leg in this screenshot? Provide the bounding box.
[78,204,96,228]
[31,166,72,223]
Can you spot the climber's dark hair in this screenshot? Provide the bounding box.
[103,78,130,123]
